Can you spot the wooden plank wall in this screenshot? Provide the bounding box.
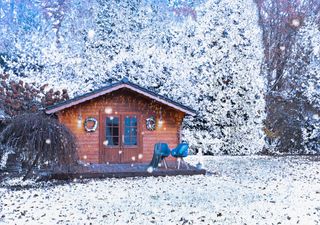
[58,89,185,163]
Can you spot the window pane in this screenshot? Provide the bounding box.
[106,117,119,126]
[131,136,137,145]
[124,136,130,145]
[106,119,112,127]
[106,126,119,138]
[125,117,131,126]
[106,136,113,146]
[131,117,137,126]
[124,115,137,146]
[112,136,119,146]
[106,127,112,136]
[106,117,119,146]
[113,127,119,136]
[125,127,130,135]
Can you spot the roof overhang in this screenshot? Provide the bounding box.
[45,82,196,116]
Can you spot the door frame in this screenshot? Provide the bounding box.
[121,113,141,163]
[99,111,142,163]
[99,113,121,163]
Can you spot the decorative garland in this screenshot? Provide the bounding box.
[146,116,156,131]
[84,117,98,132]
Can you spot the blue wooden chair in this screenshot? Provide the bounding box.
[171,142,189,169]
[149,142,171,169]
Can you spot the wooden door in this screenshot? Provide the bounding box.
[100,113,140,163]
[101,115,121,163]
[121,114,140,163]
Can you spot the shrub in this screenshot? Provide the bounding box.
[0,113,78,179]
[0,73,69,117]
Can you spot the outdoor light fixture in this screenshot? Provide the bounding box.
[105,107,112,114]
[77,111,82,128]
[158,107,164,127]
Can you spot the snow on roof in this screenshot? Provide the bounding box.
[45,78,197,116]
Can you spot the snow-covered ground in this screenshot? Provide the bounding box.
[0,156,319,225]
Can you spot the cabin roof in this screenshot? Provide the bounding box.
[45,78,196,116]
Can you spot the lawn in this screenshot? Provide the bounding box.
[0,156,319,225]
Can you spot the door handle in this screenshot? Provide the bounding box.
[122,135,124,145]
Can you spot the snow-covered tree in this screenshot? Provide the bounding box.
[0,0,99,93]
[0,1,44,53]
[285,19,320,153]
[92,0,266,154]
[1,0,266,155]
[255,0,320,154]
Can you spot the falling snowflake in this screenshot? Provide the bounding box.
[147,166,153,173]
[88,29,95,40]
[291,18,300,27]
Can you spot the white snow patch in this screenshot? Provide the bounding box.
[1,156,319,224]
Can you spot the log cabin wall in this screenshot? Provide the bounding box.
[57,89,185,164]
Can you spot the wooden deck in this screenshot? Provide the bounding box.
[39,162,206,181]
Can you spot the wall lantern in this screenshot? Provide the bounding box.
[105,107,113,114]
[158,107,164,128]
[77,111,82,128]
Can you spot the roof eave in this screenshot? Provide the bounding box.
[45,82,197,116]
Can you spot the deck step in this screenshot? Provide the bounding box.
[37,163,207,181]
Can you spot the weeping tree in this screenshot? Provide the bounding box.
[0,113,78,180]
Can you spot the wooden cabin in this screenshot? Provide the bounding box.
[45,78,196,164]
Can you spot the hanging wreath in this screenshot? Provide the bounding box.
[84,117,98,132]
[146,116,156,131]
